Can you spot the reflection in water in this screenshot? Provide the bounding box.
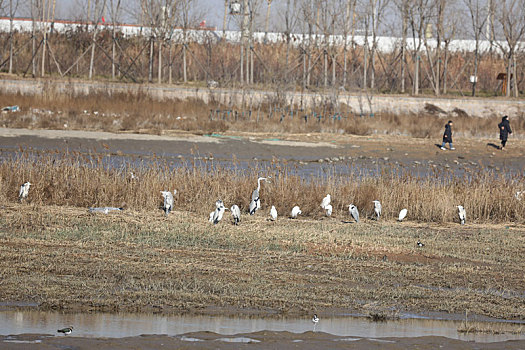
[0,310,524,343]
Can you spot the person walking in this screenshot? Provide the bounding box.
[498,115,512,150]
[441,120,455,150]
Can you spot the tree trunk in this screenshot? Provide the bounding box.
[400,4,407,93]
[112,29,116,79]
[324,50,328,88]
[168,42,172,84]
[506,54,511,97]
[472,42,479,96]
[8,0,13,74]
[158,41,162,84]
[414,54,419,95]
[513,53,518,97]
[148,38,154,82]
[31,1,36,77]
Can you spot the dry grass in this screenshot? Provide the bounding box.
[0,203,524,319]
[1,150,525,224]
[1,91,524,137]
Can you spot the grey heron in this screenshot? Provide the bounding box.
[457,205,466,225]
[250,177,269,215]
[398,208,408,222]
[19,182,31,202]
[211,200,227,224]
[270,205,278,221]
[161,190,175,215]
[231,204,241,225]
[290,206,301,219]
[373,200,382,220]
[88,207,123,214]
[320,194,331,209]
[349,204,359,223]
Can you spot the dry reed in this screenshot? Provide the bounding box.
[1,149,524,224]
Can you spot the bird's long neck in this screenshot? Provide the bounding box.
[257,178,265,191]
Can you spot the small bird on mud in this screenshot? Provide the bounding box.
[320,194,331,210]
[160,190,176,216]
[19,182,31,202]
[373,200,382,220]
[270,205,278,221]
[325,204,333,217]
[290,206,302,219]
[457,205,466,225]
[57,326,74,335]
[312,314,319,331]
[417,240,425,247]
[398,208,408,222]
[231,204,241,225]
[349,204,359,223]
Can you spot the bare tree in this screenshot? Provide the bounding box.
[463,0,487,96]
[87,0,107,80]
[108,0,122,80]
[493,0,525,97]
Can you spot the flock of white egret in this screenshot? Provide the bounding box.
[16,178,473,225]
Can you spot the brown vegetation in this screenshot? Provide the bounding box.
[1,150,525,224]
[1,90,524,137]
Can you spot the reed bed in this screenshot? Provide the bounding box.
[1,91,524,137]
[1,149,524,224]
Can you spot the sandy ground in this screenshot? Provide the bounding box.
[1,127,525,173]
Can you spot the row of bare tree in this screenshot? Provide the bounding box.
[0,0,523,97]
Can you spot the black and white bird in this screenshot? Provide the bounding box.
[160,190,176,216]
[373,200,382,220]
[349,204,359,223]
[320,194,331,210]
[290,206,302,219]
[19,182,31,202]
[457,205,466,225]
[312,314,319,331]
[231,204,241,225]
[210,200,227,224]
[57,326,73,335]
[270,205,278,221]
[249,177,269,215]
[324,204,333,217]
[88,207,123,214]
[417,240,425,247]
[398,208,408,222]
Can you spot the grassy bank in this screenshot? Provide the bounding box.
[0,204,524,320]
[1,90,524,137]
[1,150,524,224]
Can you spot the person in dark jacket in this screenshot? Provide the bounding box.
[498,115,512,150]
[441,120,455,150]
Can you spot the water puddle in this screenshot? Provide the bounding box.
[0,310,523,343]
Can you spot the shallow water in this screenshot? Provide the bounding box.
[0,310,523,343]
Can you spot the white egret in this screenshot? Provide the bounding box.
[270,205,278,221]
[457,205,466,225]
[325,204,333,217]
[18,182,31,202]
[372,200,382,220]
[515,191,523,201]
[349,204,359,223]
[320,194,331,209]
[160,190,175,215]
[290,206,301,219]
[398,208,408,222]
[231,205,241,225]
